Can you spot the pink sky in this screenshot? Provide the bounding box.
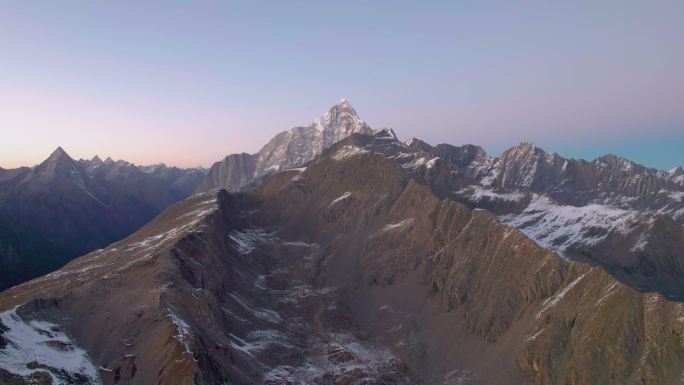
[1,1,682,170]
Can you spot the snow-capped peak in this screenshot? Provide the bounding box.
[311,99,371,142]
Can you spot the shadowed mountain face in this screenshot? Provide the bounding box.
[0,148,206,290]
[1,138,684,385]
[195,98,374,193]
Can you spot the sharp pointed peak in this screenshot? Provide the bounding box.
[329,98,355,113]
[515,141,538,149]
[405,137,432,150]
[33,146,80,175]
[311,98,367,133]
[46,146,74,162]
[502,141,545,156]
[372,127,398,140]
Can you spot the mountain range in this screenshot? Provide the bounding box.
[0,148,206,289]
[0,100,683,384]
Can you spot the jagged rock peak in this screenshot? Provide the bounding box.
[38,147,79,174]
[312,98,371,141]
[405,137,431,148]
[503,142,543,156]
[372,127,398,140]
[78,155,105,171]
[594,153,643,172]
[27,146,97,191]
[46,146,72,162]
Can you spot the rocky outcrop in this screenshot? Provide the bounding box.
[194,153,257,192]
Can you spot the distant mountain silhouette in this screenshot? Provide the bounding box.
[0,147,206,289]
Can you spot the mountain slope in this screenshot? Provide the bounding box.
[326,132,684,299]
[196,99,373,192]
[0,215,69,290]
[2,139,684,385]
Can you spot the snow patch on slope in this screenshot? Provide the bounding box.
[229,329,293,357]
[332,146,369,161]
[659,189,684,202]
[500,194,647,257]
[455,186,526,203]
[401,156,440,170]
[536,272,589,319]
[329,192,352,206]
[0,307,101,384]
[379,219,415,233]
[229,228,270,255]
[168,311,194,356]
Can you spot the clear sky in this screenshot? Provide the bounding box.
[1,1,682,170]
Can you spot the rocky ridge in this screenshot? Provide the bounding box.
[1,139,683,384]
[322,132,684,299]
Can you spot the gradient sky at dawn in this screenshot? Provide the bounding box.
[1,1,682,170]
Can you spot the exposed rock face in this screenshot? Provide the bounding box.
[194,153,257,193]
[329,133,684,300]
[440,143,684,299]
[0,148,206,290]
[467,142,684,223]
[196,99,373,192]
[672,166,684,178]
[1,141,683,385]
